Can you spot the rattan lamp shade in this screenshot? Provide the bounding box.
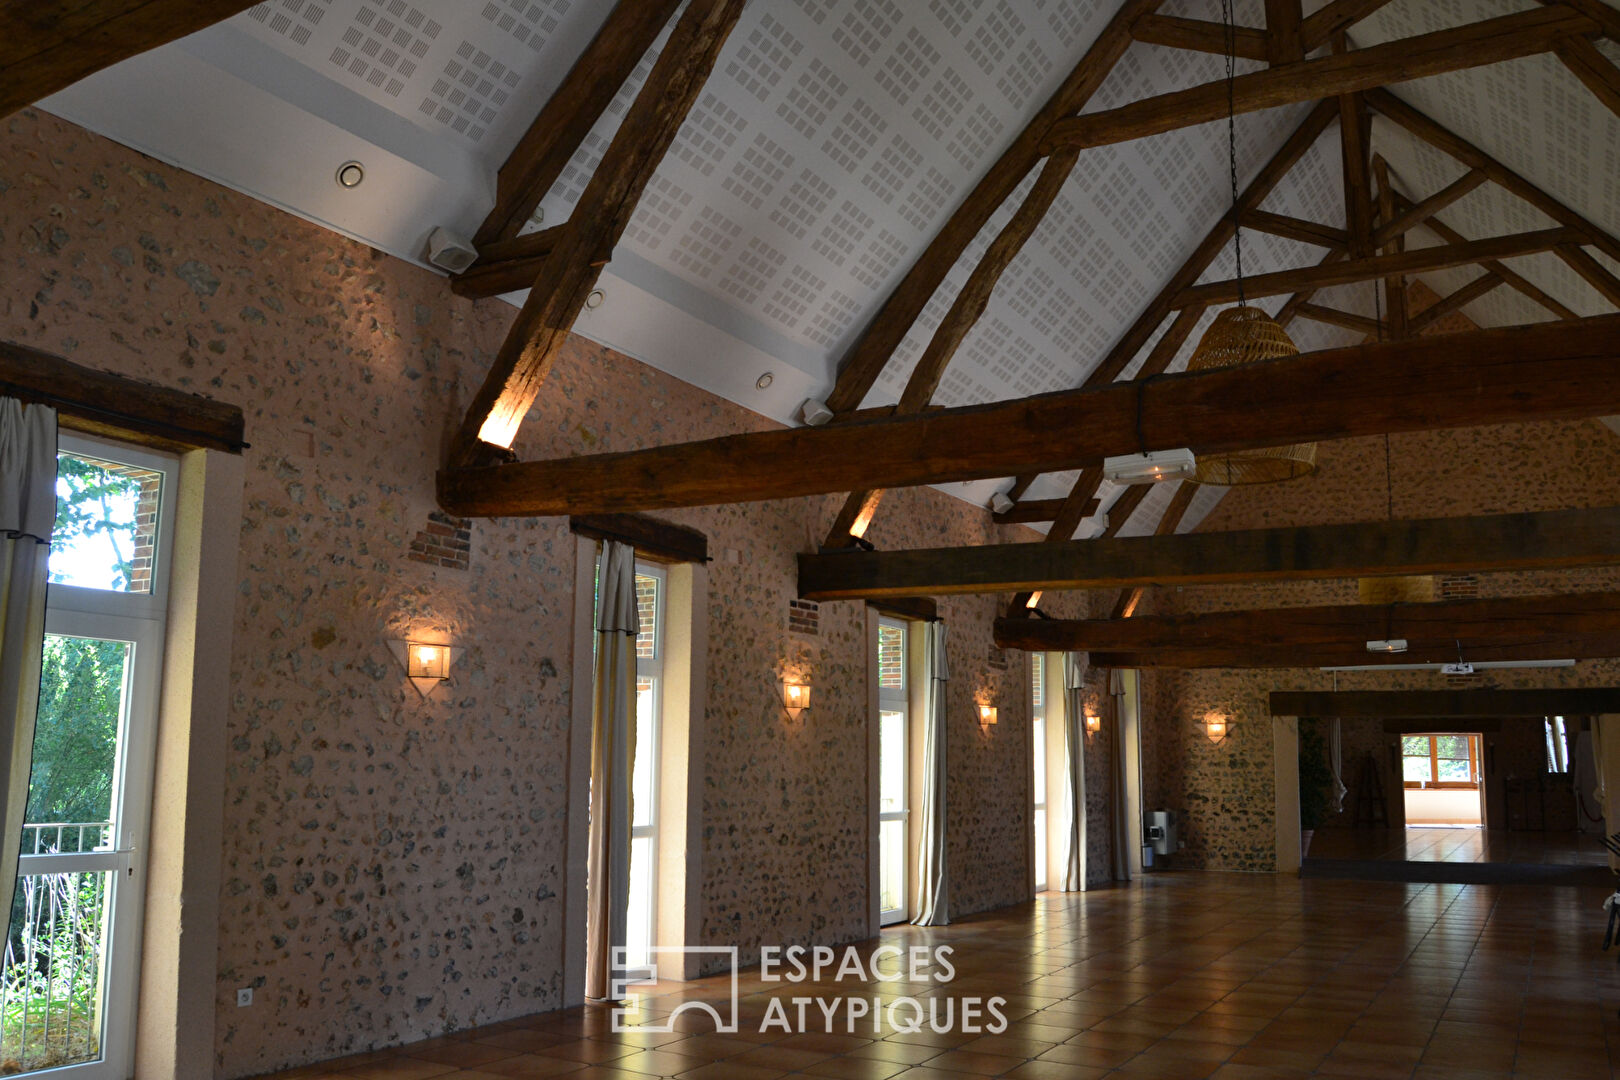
[1185,306,1317,485]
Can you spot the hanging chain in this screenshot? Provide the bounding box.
[1221,0,1244,306]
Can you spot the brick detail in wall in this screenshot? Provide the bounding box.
[1440,574,1480,600]
[987,647,1009,671]
[97,460,162,592]
[408,512,472,570]
[789,598,819,636]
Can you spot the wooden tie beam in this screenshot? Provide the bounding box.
[798,505,1620,601]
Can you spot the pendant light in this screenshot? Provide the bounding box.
[1186,0,1317,487]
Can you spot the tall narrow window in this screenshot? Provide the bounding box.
[876,617,908,926]
[1545,716,1569,773]
[624,564,664,974]
[9,435,174,1078]
[1030,654,1046,892]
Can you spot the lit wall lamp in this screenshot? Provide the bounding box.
[388,639,459,697]
[978,703,998,729]
[1204,713,1232,744]
[1084,712,1101,736]
[782,679,812,720]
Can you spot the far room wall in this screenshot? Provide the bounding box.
[1136,398,1620,870]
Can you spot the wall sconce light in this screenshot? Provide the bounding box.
[978,703,998,729]
[1085,712,1101,735]
[387,639,458,697]
[1205,713,1231,743]
[782,679,812,720]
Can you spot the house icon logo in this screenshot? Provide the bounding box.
[610,946,740,1033]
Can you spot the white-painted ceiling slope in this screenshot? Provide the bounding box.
[38,0,1620,530]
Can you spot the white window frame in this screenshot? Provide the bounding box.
[31,432,177,1080]
[624,561,665,976]
[876,616,909,926]
[1031,654,1047,892]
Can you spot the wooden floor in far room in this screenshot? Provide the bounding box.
[1308,827,1610,867]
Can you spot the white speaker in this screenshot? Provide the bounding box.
[989,492,1014,514]
[427,226,479,274]
[800,398,834,426]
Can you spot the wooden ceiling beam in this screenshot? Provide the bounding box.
[1555,243,1620,307]
[798,504,1620,601]
[1294,303,1380,336]
[825,148,1082,547]
[0,0,260,118]
[1175,226,1581,307]
[1091,638,1620,668]
[1371,169,1487,248]
[1267,0,1305,65]
[821,0,1161,417]
[1407,271,1506,334]
[449,226,568,299]
[448,0,747,467]
[1243,210,1348,248]
[1414,206,1581,320]
[439,314,1620,518]
[468,0,683,248]
[1540,0,1620,42]
[1368,86,1620,266]
[1300,0,1398,53]
[1374,156,1409,338]
[992,497,1099,526]
[1131,14,1269,62]
[996,592,1620,656]
[1042,7,1597,154]
[1109,481,1198,620]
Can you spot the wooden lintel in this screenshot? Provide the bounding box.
[867,597,939,623]
[440,314,1620,518]
[797,505,1620,601]
[0,340,244,453]
[569,513,707,564]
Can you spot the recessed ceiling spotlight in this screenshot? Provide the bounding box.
[584,289,606,309]
[336,161,365,188]
[756,372,775,390]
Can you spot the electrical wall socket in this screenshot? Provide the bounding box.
[237,987,253,1007]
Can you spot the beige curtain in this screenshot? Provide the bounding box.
[1061,653,1086,891]
[0,400,57,942]
[913,621,949,926]
[584,540,637,1000]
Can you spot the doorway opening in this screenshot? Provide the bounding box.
[1401,732,1483,827]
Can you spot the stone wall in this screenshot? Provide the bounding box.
[0,108,1085,1076]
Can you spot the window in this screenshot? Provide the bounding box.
[876,618,908,926]
[1402,734,1480,789]
[1030,654,1046,892]
[624,564,664,974]
[1545,716,1570,773]
[9,436,175,1078]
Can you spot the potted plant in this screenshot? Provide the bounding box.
[1297,719,1334,857]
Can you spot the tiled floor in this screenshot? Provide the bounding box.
[1309,827,1611,867]
[265,872,1620,1080]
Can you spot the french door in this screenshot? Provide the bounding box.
[6,435,173,1077]
[876,617,908,925]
